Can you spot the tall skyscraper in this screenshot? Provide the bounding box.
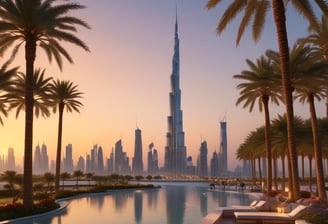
[114,140,124,174]
[97,146,104,174]
[77,156,85,172]
[64,143,73,173]
[219,120,228,174]
[164,14,187,175]
[147,142,159,175]
[197,141,208,177]
[107,148,114,174]
[34,144,42,174]
[7,147,15,171]
[41,143,49,173]
[86,154,91,173]
[132,128,143,175]
[210,151,219,177]
[90,144,97,172]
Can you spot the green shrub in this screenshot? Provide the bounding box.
[303,212,328,224]
[0,198,59,221]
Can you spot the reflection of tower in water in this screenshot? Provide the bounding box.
[146,188,159,210]
[134,191,143,224]
[200,192,208,216]
[165,185,186,224]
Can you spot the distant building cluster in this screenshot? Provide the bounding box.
[33,143,49,174]
[0,147,17,172]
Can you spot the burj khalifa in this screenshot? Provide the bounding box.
[164,15,187,176]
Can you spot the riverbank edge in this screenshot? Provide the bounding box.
[0,184,161,223]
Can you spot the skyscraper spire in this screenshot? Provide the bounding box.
[175,5,178,36]
[164,11,187,176]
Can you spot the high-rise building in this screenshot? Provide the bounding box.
[164,14,187,175]
[34,144,42,174]
[86,154,91,173]
[147,142,159,175]
[114,139,131,174]
[64,144,73,173]
[97,146,104,174]
[41,143,49,173]
[90,144,97,172]
[210,151,219,177]
[107,148,114,174]
[186,156,195,175]
[132,128,143,175]
[7,147,15,171]
[152,149,159,174]
[0,154,4,171]
[122,152,131,175]
[77,156,85,172]
[219,120,228,175]
[197,141,208,177]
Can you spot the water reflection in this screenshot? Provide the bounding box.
[134,190,142,223]
[146,188,159,211]
[165,185,186,224]
[200,192,207,216]
[13,182,259,224]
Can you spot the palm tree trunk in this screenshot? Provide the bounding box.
[281,156,286,192]
[23,36,36,207]
[308,96,326,200]
[263,96,272,193]
[258,157,262,190]
[272,0,300,201]
[55,104,64,193]
[309,156,313,192]
[287,153,293,197]
[252,158,256,185]
[301,154,305,180]
[326,101,328,118]
[273,155,278,190]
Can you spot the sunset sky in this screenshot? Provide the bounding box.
[0,1,325,171]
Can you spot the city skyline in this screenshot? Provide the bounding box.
[0,1,325,171]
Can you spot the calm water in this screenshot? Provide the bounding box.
[15,181,259,224]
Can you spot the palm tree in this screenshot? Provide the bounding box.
[43,172,55,192]
[0,62,18,125]
[7,69,53,119]
[318,118,328,175]
[298,15,328,117]
[60,172,70,191]
[268,43,328,200]
[86,173,93,186]
[73,170,84,188]
[271,114,306,193]
[0,170,18,203]
[49,79,83,193]
[0,0,90,206]
[236,127,266,187]
[234,55,281,193]
[206,0,328,201]
[292,49,328,201]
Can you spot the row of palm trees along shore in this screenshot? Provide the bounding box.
[206,0,328,203]
[0,170,158,204]
[0,0,328,207]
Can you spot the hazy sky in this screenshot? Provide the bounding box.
[1,1,325,171]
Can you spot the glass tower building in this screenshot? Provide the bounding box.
[164,15,187,175]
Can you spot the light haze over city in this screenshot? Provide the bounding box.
[0,0,325,171]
